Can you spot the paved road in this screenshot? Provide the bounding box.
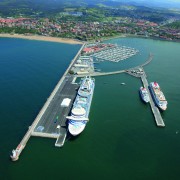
[34,76,79,135]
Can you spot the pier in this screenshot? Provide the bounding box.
[121,53,165,127]
[11,43,86,161]
[141,74,165,127]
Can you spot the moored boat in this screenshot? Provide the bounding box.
[149,82,167,111]
[139,87,150,103]
[67,76,95,136]
[78,76,94,97]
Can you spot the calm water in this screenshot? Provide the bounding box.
[1,37,180,180]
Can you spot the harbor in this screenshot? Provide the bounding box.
[2,36,179,180]
[11,42,166,161]
[125,66,165,127]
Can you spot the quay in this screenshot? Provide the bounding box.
[83,43,139,62]
[141,74,165,127]
[11,43,86,161]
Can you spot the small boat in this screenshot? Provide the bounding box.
[121,83,126,85]
[139,87,150,103]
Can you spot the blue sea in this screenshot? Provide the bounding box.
[0,37,180,180]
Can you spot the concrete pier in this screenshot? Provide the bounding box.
[11,43,85,161]
[55,127,67,147]
[141,74,165,127]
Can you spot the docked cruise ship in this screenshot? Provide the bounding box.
[67,76,95,136]
[139,87,150,103]
[149,82,167,111]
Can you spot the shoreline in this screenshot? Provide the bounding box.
[0,33,83,44]
[1,33,179,45]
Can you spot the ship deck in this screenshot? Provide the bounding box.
[33,76,79,138]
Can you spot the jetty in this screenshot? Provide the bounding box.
[126,66,165,127]
[10,43,86,161]
[141,74,165,127]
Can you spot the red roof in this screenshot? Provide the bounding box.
[83,48,93,52]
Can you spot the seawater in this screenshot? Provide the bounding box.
[1,37,180,180]
[0,38,80,179]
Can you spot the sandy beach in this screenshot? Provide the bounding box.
[0,34,83,44]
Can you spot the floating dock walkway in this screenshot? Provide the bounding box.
[141,73,165,127]
[11,43,86,161]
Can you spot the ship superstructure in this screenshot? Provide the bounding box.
[67,76,95,136]
[139,87,150,103]
[149,82,167,111]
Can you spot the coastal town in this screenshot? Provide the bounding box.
[0,16,179,41]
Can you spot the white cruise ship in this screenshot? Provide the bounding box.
[149,82,167,111]
[139,87,150,103]
[67,76,95,136]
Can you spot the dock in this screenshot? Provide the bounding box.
[124,53,165,127]
[11,43,86,161]
[141,73,165,127]
[11,41,164,161]
[55,127,67,147]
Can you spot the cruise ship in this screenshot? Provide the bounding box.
[78,76,94,97]
[149,82,167,111]
[67,76,95,136]
[139,87,150,103]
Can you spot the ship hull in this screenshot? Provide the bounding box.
[10,156,19,161]
[149,83,167,111]
[139,88,149,103]
[68,122,86,136]
[68,77,95,136]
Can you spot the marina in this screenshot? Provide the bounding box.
[92,45,139,62]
